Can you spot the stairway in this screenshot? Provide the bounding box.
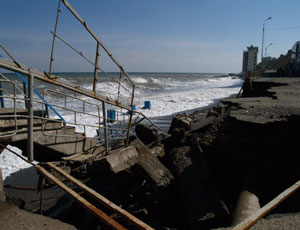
[0,109,105,160]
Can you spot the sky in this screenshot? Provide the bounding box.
[1,0,300,73]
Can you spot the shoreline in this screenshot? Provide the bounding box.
[150,92,240,132]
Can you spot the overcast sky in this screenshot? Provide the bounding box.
[1,0,300,73]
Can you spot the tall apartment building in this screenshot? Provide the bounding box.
[242,45,258,72]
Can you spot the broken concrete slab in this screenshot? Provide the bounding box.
[130,137,173,187]
[106,146,139,173]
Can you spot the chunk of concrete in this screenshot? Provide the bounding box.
[106,146,139,173]
[232,190,260,226]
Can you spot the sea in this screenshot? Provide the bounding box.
[55,72,243,128]
[0,72,243,179]
[2,72,243,130]
[57,73,242,109]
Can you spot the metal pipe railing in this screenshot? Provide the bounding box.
[15,73,65,122]
[0,82,4,108]
[49,0,62,78]
[49,31,133,96]
[27,70,34,161]
[0,80,17,138]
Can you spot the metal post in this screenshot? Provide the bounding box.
[39,177,45,215]
[261,23,265,70]
[23,81,28,109]
[28,70,34,161]
[102,101,109,153]
[117,72,122,102]
[126,86,135,145]
[49,0,62,77]
[261,17,272,74]
[265,43,272,58]
[93,42,100,93]
[0,81,4,108]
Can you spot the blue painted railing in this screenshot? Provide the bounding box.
[0,81,4,108]
[15,73,65,122]
[0,54,4,108]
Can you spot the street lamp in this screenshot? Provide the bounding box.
[265,43,272,57]
[261,16,272,73]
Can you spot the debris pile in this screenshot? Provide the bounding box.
[3,77,300,230]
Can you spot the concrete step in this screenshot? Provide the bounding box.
[0,108,45,117]
[0,110,103,156]
[0,118,63,132]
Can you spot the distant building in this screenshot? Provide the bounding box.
[242,45,258,72]
[262,56,276,66]
[291,41,300,64]
[291,40,300,74]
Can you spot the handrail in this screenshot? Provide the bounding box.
[49,31,132,95]
[15,73,65,122]
[60,0,134,86]
[0,81,4,108]
[0,80,18,138]
[132,111,168,134]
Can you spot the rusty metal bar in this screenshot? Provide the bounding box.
[93,42,100,93]
[0,59,132,111]
[39,177,45,215]
[117,72,122,103]
[60,0,134,86]
[50,31,94,66]
[233,179,300,230]
[102,101,109,153]
[49,31,131,95]
[47,162,154,230]
[27,70,34,161]
[0,44,21,68]
[49,0,62,77]
[0,144,35,166]
[126,86,135,145]
[4,185,38,190]
[35,164,127,230]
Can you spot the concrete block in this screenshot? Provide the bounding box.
[106,146,139,173]
[232,190,260,226]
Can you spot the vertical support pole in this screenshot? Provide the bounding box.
[0,81,5,108]
[117,72,122,121]
[126,85,135,146]
[28,70,34,162]
[42,91,49,118]
[49,0,62,77]
[93,42,100,93]
[261,23,265,75]
[39,177,45,215]
[23,81,28,109]
[102,101,109,153]
[117,72,122,102]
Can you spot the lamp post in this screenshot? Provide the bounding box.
[265,43,272,57]
[261,16,272,74]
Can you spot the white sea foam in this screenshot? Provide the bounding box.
[0,145,37,180]
[134,82,241,118]
[132,77,149,83]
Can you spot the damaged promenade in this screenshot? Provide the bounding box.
[2,76,300,230]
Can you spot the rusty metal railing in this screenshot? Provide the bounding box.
[0,0,165,157]
[49,0,135,104]
[0,79,17,138]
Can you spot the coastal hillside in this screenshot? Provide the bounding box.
[256,50,292,74]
